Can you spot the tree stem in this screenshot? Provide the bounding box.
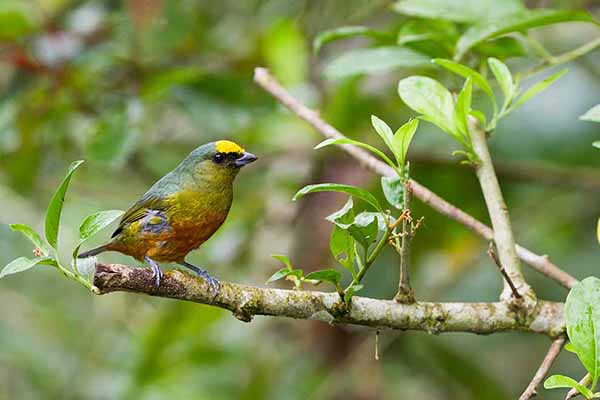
[395,183,415,304]
[470,122,535,303]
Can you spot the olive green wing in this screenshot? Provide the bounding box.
[111,192,171,238]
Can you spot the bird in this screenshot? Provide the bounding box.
[78,140,257,290]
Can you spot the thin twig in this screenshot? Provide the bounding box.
[488,243,521,299]
[521,36,600,80]
[394,183,415,304]
[566,374,592,400]
[519,336,566,400]
[470,121,535,303]
[253,67,578,290]
[93,263,566,336]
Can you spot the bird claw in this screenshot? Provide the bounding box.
[198,270,220,296]
[151,265,163,287]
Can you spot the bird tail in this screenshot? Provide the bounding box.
[78,244,109,259]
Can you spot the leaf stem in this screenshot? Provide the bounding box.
[521,36,600,80]
[52,259,99,294]
[347,226,391,289]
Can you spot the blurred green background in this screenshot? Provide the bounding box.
[0,1,599,399]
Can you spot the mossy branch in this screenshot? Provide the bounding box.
[93,263,565,337]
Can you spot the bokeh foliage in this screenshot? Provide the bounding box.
[0,0,599,399]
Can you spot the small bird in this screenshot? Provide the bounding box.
[79,140,257,289]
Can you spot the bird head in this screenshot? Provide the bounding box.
[184,140,257,183]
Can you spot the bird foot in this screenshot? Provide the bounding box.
[197,270,220,297]
[144,256,163,287]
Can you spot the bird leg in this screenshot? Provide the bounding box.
[178,261,220,295]
[144,256,163,287]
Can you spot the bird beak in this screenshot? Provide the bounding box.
[234,152,258,167]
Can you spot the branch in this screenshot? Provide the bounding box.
[253,67,578,290]
[93,263,566,336]
[394,184,415,303]
[470,121,534,302]
[488,243,521,299]
[519,336,566,400]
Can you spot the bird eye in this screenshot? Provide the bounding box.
[213,153,225,164]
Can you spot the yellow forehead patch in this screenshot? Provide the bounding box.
[215,140,244,154]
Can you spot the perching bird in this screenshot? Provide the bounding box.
[78,140,257,289]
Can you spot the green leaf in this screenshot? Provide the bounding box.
[9,224,50,256]
[398,76,458,138]
[593,141,600,149]
[544,375,594,399]
[79,210,124,241]
[565,277,600,388]
[294,183,383,212]
[455,79,473,140]
[347,212,380,248]
[330,225,356,275]
[431,59,495,106]
[473,37,527,59]
[266,267,293,284]
[512,69,568,110]
[313,26,387,54]
[488,58,515,108]
[323,46,430,80]
[581,105,600,123]
[315,137,397,171]
[45,160,85,249]
[392,0,524,23]
[455,9,597,60]
[0,257,51,279]
[470,109,487,127]
[564,342,578,354]
[370,115,397,159]
[271,254,293,270]
[326,198,355,225]
[391,119,419,167]
[305,269,342,286]
[344,284,364,305]
[381,176,404,209]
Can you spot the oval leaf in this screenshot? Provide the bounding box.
[456,9,597,60]
[488,58,515,107]
[10,223,50,256]
[392,119,419,167]
[565,277,600,388]
[45,160,85,249]
[381,176,404,209]
[79,210,124,241]
[305,269,342,286]
[323,46,430,80]
[330,225,356,275]
[294,183,382,212]
[0,257,50,279]
[398,76,458,136]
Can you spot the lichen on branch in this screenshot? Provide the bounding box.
[94,263,566,337]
